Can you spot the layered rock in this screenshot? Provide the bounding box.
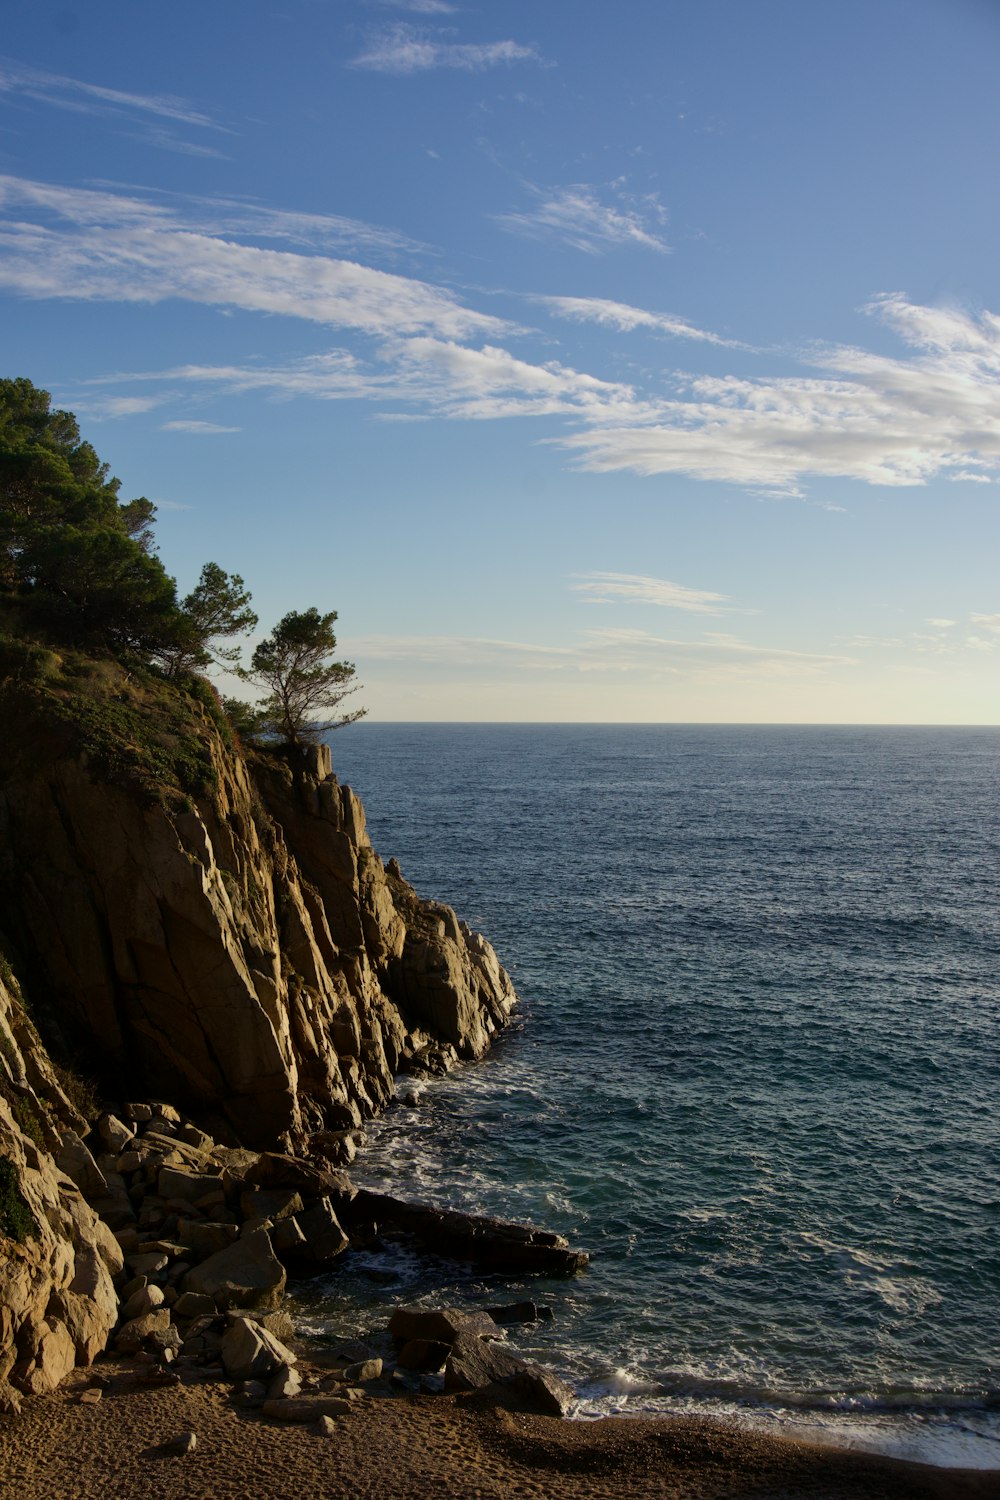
[0,673,517,1150]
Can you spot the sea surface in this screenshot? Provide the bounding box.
[297,724,1000,1469]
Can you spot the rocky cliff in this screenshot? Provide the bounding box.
[0,968,122,1411]
[0,656,519,1399]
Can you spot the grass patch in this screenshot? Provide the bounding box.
[0,644,228,809]
[52,1063,100,1123]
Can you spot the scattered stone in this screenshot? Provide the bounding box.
[78,1386,102,1405]
[124,1103,153,1122]
[267,1365,302,1400]
[163,1430,197,1456]
[339,1357,382,1383]
[314,1415,338,1437]
[262,1396,352,1423]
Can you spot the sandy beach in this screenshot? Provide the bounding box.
[2,1359,997,1500]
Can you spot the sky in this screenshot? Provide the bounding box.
[1,0,998,722]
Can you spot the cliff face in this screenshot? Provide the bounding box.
[0,670,517,1152]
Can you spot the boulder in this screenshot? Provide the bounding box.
[157,1166,225,1204]
[115,1308,171,1352]
[289,1198,349,1265]
[444,1333,520,1393]
[487,1301,553,1325]
[239,1188,303,1222]
[172,1292,216,1320]
[396,1338,449,1372]
[221,1316,297,1380]
[56,1133,108,1201]
[388,1307,500,1346]
[176,1219,240,1259]
[513,1364,574,1417]
[13,1319,77,1395]
[96,1114,135,1154]
[180,1228,286,1310]
[120,1283,165,1322]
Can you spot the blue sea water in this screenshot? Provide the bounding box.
[300,724,1000,1468]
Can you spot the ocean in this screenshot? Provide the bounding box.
[297,724,1000,1469]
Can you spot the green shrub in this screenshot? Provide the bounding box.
[0,635,59,683]
[12,1097,45,1146]
[0,1156,35,1242]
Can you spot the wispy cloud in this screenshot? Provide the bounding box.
[0,176,507,340]
[367,0,458,11]
[541,295,742,347]
[94,341,639,424]
[971,612,1000,633]
[350,628,853,677]
[926,617,957,628]
[1,174,426,258]
[572,572,739,614]
[351,24,540,73]
[497,185,669,255]
[161,419,241,434]
[4,178,999,503]
[70,393,165,419]
[558,295,1000,493]
[0,57,223,133]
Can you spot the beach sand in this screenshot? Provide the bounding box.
[1,1360,997,1500]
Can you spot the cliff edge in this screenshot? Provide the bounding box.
[0,658,516,1150]
[0,654,519,1399]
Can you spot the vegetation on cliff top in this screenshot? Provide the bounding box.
[0,376,364,750]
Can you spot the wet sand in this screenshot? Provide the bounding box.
[1,1361,997,1500]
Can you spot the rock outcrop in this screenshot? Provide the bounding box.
[0,671,517,1150]
[0,661,520,1398]
[0,970,121,1410]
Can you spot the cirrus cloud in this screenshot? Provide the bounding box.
[350,25,541,74]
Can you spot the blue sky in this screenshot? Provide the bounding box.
[1,0,998,721]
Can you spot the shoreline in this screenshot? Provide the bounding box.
[3,1356,998,1500]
